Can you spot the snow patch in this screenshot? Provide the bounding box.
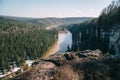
[26,60,33,67]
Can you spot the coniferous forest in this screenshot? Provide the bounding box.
[70,0,120,54]
[0,17,58,71]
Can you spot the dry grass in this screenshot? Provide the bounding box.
[57,64,79,80]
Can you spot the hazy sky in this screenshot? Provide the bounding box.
[0,0,113,18]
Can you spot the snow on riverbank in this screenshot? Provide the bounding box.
[0,60,33,78]
[0,67,20,78]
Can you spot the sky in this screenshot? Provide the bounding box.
[0,0,113,18]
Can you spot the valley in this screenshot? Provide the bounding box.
[0,0,120,80]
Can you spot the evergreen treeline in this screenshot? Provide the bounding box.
[0,17,58,70]
[98,0,120,30]
[70,0,120,53]
[70,19,109,53]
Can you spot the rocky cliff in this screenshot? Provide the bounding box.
[12,50,120,80]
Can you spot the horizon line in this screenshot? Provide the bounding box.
[0,15,97,19]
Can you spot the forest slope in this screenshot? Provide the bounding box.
[0,17,57,71]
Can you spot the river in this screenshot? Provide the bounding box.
[55,31,72,53]
[43,30,72,58]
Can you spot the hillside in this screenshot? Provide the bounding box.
[69,0,120,55]
[0,17,57,73]
[1,16,93,27]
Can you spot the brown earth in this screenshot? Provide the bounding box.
[10,50,120,80]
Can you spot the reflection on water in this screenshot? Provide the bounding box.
[56,31,72,53]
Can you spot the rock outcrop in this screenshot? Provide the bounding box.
[11,50,120,80]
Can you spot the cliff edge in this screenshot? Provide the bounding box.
[12,50,120,80]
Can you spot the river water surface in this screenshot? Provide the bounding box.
[43,31,72,58]
[55,31,72,53]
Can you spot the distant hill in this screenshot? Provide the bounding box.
[0,16,93,26]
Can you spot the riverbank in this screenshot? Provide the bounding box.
[42,40,58,58]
